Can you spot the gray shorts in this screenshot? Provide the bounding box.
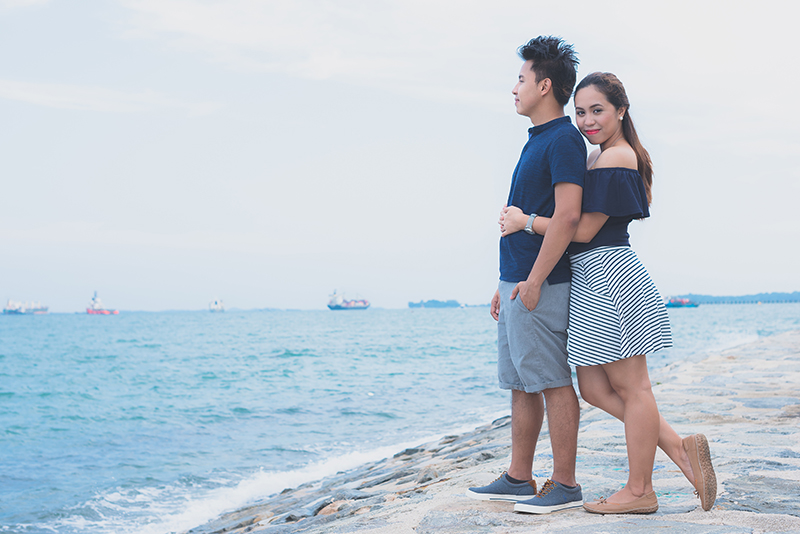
[497,280,572,393]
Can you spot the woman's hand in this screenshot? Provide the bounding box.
[499,205,527,237]
[498,204,508,232]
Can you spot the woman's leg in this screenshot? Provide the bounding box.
[583,355,658,501]
[577,364,695,485]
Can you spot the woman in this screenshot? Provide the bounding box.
[500,72,716,514]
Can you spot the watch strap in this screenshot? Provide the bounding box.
[524,213,538,235]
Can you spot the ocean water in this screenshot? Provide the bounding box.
[1,303,798,533]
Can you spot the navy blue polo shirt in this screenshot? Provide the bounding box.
[500,116,586,284]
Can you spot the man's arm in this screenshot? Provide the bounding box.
[511,182,582,310]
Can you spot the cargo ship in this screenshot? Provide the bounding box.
[3,300,49,315]
[87,292,119,315]
[665,297,699,308]
[327,291,370,310]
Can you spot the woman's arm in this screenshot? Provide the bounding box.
[532,212,608,243]
[499,146,636,241]
[500,205,608,243]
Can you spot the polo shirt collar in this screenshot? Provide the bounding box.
[528,116,571,137]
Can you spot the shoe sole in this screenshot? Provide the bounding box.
[513,500,583,514]
[583,503,658,514]
[693,434,717,511]
[465,489,533,502]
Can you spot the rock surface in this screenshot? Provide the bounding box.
[184,330,800,534]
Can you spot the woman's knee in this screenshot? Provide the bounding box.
[577,377,610,408]
[576,384,595,406]
[611,379,655,405]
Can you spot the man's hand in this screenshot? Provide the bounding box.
[510,280,541,311]
[490,290,501,320]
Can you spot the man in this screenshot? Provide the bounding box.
[466,36,586,514]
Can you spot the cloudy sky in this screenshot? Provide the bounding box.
[1,0,798,311]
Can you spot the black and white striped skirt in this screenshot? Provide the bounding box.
[567,246,672,367]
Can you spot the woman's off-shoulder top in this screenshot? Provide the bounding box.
[567,167,650,255]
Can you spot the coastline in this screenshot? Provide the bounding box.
[185,330,800,533]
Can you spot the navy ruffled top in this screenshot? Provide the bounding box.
[568,167,650,255]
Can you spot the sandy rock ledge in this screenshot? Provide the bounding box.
[185,330,800,534]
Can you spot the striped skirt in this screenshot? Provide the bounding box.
[567,246,672,367]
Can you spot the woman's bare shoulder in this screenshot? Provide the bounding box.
[593,145,637,170]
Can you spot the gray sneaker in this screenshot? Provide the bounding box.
[513,479,583,514]
[466,473,537,502]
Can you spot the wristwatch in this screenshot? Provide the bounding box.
[524,213,538,235]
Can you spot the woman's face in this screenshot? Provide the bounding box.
[574,85,625,145]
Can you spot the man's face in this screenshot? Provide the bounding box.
[512,60,542,118]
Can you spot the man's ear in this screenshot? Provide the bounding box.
[539,78,552,96]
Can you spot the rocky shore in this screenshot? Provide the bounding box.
[185,330,800,534]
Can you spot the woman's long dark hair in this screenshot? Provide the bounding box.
[575,72,653,205]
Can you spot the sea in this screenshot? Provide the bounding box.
[1,303,799,533]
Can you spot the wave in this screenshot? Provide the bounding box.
[707,331,760,353]
[25,413,508,534]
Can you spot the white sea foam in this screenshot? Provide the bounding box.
[34,414,509,534]
[135,417,510,534]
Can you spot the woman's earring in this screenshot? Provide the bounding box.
[619,116,624,121]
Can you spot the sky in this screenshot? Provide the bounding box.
[1,0,798,312]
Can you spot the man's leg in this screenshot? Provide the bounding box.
[466,388,544,502]
[513,384,583,515]
[542,384,579,487]
[508,388,544,481]
[466,283,543,502]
